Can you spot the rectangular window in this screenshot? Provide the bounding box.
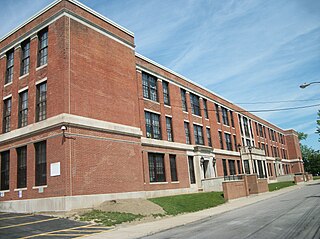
[193,124,204,145]
[203,99,208,119]
[239,115,243,135]
[180,89,187,111]
[230,111,234,127]
[35,141,47,186]
[249,119,253,138]
[215,104,220,123]
[145,111,161,139]
[255,122,259,136]
[5,50,14,84]
[170,155,178,182]
[222,159,228,176]
[190,93,201,116]
[18,91,28,128]
[243,117,250,137]
[218,131,223,149]
[166,117,173,141]
[206,128,212,147]
[148,153,165,182]
[228,160,236,175]
[225,133,232,151]
[38,28,48,66]
[36,82,47,122]
[162,81,170,105]
[0,151,10,190]
[222,107,229,126]
[259,124,264,137]
[266,145,269,156]
[184,122,191,144]
[237,160,242,174]
[17,146,27,189]
[188,156,196,184]
[20,39,30,76]
[3,98,12,133]
[142,72,158,102]
[233,135,238,152]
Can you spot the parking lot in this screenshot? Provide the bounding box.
[0,212,112,238]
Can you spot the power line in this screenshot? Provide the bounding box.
[235,98,320,105]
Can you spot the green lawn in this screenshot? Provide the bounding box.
[149,192,225,215]
[80,210,143,226]
[268,181,295,192]
[313,176,320,180]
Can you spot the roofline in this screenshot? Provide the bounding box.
[0,0,133,43]
[135,52,287,133]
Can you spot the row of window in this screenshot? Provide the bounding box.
[222,159,242,176]
[2,82,47,133]
[4,28,48,85]
[0,141,46,191]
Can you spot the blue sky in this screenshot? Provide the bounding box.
[0,0,319,149]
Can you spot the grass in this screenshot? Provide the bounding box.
[80,210,144,226]
[149,192,225,215]
[313,176,320,180]
[268,181,295,192]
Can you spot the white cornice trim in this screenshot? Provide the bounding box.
[0,0,133,43]
[3,94,12,100]
[213,149,240,157]
[141,137,194,151]
[0,113,142,144]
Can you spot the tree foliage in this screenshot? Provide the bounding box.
[298,131,308,141]
[301,144,320,175]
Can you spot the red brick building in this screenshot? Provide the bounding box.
[0,0,303,212]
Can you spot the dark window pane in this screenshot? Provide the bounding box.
[142,72,158,102]
[1,151,10,190]
[145,111,161,140]
[184,122,191,144]
[36,82,47,122]
[206,128,212,147]
[188,156,196,184]
[17,146,27,188]
[190,93,201,116]
[38,29,48,66]
[18,91,28,127]
[35,141,47,186]
[203,99,208,119]
[193,124,204,145]
[21,40,30,76]
[3,98,12,133]
[170,155,178,181]
[166,117,173,141]
[5,50,14,84]
[148,153,165,182]
[162,81,170,105]
[181,89,187,111]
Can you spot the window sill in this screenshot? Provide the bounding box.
[224,125,230,127]
[32,185,47,189]
[4,82,12,88]
[164,104,171,108]
[192,114,202,119]
[183,111,188,114]
[205,118,209,121]
[171,181,180,184]
[36,63,47,71]
[19,73,29,80]
[14,188,27,191]
[149,182,169,185]
[143,98,160,105]
[0,190,10,193]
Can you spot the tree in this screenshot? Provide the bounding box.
[300,145,320,175]
[298,131,308,141]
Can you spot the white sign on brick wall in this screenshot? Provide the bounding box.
[50,162,61,177]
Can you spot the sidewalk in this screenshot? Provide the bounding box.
[84,182,314,239]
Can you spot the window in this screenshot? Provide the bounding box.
[266,144,270,156]
[36,82,47,121]
[180,89,187,111]
[0,151,10,190]
[170,155,178,181]
[215,104,220,123]
[190,93,201,116]
[20,39,30,75]
[17,146,27,189]
[249,119,253,138]
[206,128,212,147]
[218,131,223,149]
[237,160,242,174]
[5,50,14,84]
[228,160,236,175]
[233,135,238,152]
[243,117,250,137]
[166,117,173,141]
[145,111,161,139]
[148,153,165,182]
[184,122,191,144]
[222,107,229,126]
[203,99,208,119]
[259,124,264,137]
[38,28,48,66]
[239,116,243,135]
[193,124,204,145]
[162,81,170,105]
[3,98,12,133]
[255,122,259,136]
[225,133,232,151]
[222,159,228,176]
[142,72,158,102]
[18,91,28,128]
[244,160,250,174]
[188,156,196,184]
[35,141,47,186]
[230,111,234,127]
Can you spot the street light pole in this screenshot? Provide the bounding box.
[299,81,320,89]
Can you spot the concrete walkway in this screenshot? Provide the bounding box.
[84,182,315,239]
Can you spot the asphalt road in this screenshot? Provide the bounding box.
[141,182,320,239]
[0,213,112,239]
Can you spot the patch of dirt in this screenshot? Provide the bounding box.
[96,198,165,216]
